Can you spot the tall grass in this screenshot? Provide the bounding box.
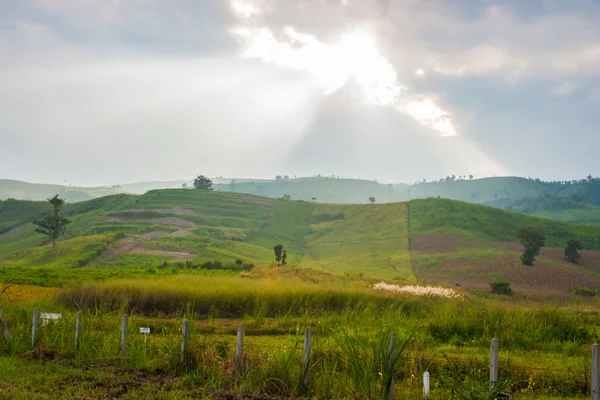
[58,276,402,318]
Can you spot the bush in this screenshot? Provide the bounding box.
[490,280,513,296]
[568,285,597,297]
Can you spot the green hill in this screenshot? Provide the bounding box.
[409,198,600,294]
[0,179,124,202]
[2,190,600,294]
[0,190,411,285]
[5,175,600,225]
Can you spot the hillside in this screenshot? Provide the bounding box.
[410,198,600,294]
[0,190,411,285]
[5,176,600,225]
[0,179,124,202]
[216,176,600,225]
[2,191,600,296]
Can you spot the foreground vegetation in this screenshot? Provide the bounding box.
[2,189,600,398]
[0,271,598,399]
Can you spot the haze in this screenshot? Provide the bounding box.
[1,0,599,186]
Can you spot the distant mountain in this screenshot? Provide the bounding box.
[3,175,600,225]
[0,179,124,203]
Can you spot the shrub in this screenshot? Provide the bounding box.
[490,280,513,296]
[568,285,597,297]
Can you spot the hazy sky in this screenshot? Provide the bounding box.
[1,0,599,185]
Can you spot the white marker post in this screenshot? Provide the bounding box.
[423,372,430,399]
[31,308,39,347]
[139,327,150,354]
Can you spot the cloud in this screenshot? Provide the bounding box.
[552,82,576,96]
[0,0,598,185]
[228,0,460,137]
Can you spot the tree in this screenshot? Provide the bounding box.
[193,175,213,190]
[181,183,188,189]
[281,250,287,266]
[274,244,284,266]
[369,196,376,204]
[490,280,513,296]
[281,194,291,200]
[564,239,583,264]
[33,195,71,250]
[469,175,474,180]
[275,175,282,181]
[516,227,546,266]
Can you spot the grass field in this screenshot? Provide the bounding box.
[2,190,600,398]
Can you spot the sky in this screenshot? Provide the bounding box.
[0,0,599,186]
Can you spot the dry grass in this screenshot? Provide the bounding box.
[373,282,461,299]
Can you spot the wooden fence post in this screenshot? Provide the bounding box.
[235,324,245,374]
[75,311,82,351]
[31,308,39,347]
[387,332,396,400]
[490,338,499,391]
[303,327,312,388]
[593,344,599,400]
[180,319,189,363]
[121,314,128,357]
[0,306,9,340]
[423,371,430,399]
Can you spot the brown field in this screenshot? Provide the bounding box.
[412,233,600,296]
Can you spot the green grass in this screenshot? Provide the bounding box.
[410,198,600,249]
[532,204,600,226]
[0,276,597,398]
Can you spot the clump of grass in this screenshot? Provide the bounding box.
[568,285,597,297]
[490,280,513,296]
[334,326,411,400]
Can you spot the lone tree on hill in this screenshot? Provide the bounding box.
[564,239,583,264]
[281,250,288,266]
[369,196,376,204]
[33,195,71,250]
[274,244,284,266]
[193,175,213,190]
[517,226,546,266]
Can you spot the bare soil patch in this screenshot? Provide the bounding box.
[411,233,486,252]
[414,233,600,295]
[169,229,196,237]
[103,215,196,229]
[127,206,220,216]
[0,227,24,241]
[129,248,193,260]
[91,231,171,264]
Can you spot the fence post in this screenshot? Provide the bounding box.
[235,324,245,375]
[0,306,8,340]
[180,319,189,363]
[387,332,396,400]
[490,338,499,391]
[303,327,313,388]
[75,311,82,351]
[423,371,430,399]
[121,314,128,357]
[593,344,599,400]
[31,308,39,347]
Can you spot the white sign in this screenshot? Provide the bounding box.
[139,327,150,334]
[41,313,62,327]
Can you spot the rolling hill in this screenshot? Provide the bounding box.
[0,190,411,285]
[4,175,600,225]
[1,190,600,295]
[0,179,124,202]
[410,198,600,295]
